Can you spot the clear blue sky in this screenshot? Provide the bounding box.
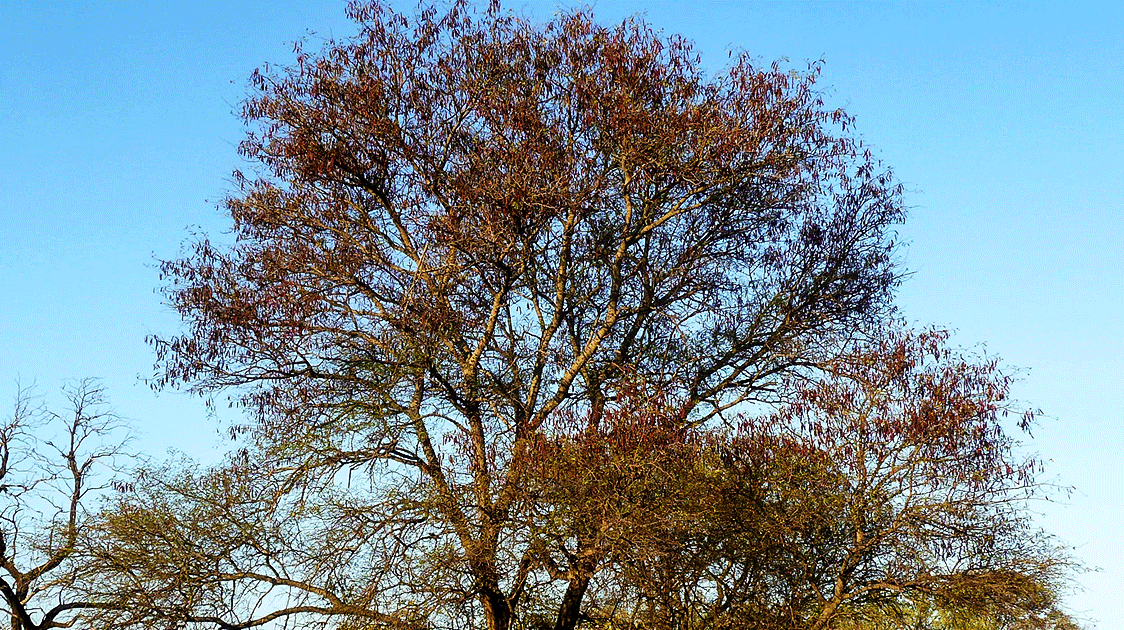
[1,1,1120,625]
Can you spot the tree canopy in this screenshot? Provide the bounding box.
[67,2,1078,630]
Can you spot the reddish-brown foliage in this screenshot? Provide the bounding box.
[121,2,944,629]
[620,330,1071,630]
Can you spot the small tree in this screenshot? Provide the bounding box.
[521,383,709,628]
[602,330,1074,630]
[0,380,129,630]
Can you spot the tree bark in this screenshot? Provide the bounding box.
[553,571,592,630]
[482,588,513,630]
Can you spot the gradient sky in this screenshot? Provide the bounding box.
[1,1,1120,625]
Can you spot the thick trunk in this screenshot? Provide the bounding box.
[553,572,592,630]
[483,589,513,630]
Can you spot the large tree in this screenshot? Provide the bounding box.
[125,1,909,629]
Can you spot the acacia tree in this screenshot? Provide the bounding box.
[598,330,1074,630]
[519,383,711,629]
[0,381,128,630]
[108,1,908,629]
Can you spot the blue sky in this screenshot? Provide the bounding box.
[1,1,1120,625]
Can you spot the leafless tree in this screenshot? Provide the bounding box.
[0,380,128,630]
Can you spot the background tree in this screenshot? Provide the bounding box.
[519,383,709,629]
[595,330,1074,630]
[0,380,129,630]
[124,1,907,628]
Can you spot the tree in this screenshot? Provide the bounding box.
[593,330,1074,630]
[0,380,129,630]
[519,383,711,629]
[120,1,912,629]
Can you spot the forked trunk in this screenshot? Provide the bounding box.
[553,572,592,630]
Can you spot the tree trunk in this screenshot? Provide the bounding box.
[483,589,513,630]
[553,572,592,630]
